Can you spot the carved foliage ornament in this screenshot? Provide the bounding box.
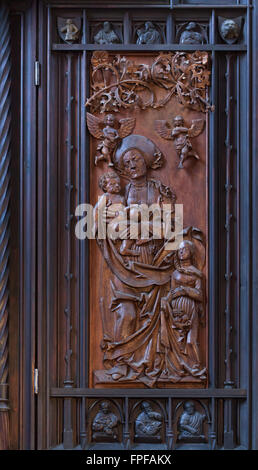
[86,51,212,114]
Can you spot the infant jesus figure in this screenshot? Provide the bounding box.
[98,171,142,257]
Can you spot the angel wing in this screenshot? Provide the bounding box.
[188,118,205,138]
[118,117,136,139]
[86,113,104,139]
[154,120,173,140]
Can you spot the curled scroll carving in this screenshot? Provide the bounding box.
[86,51,212,114]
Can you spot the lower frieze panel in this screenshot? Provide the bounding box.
[49,393,247,450]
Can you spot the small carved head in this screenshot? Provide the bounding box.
[66,18,73,25]
[145,21,154,31]
[173,115,185,127]
[99,172,121,194]
[141,401,152,413]
[104,114,116,127]
[221,19,240,40]
[186,22,197,31]
[100,401,111,414]
[103,21,111,33]
[183,400,196,416]
[178,240,195,261]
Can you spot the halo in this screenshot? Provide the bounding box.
[112,134,164,171]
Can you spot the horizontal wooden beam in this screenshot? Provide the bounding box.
[52,44,247,52]
[47,3,249,10]
[50,387,247,398]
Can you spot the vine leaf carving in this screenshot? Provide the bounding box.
[86,51,212,114]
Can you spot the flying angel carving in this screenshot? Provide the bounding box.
[86,113,136,166]
[155,115,205,168]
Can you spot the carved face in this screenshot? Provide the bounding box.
[184,401,195,415]
[178,241,193,261]
[145,21,153,31]
[123,149,147,179]
[221,20,239,40]
[105,114,115,126]
[100,401,110,414]
[186,22,197,31]
[103,21,111,33]
[174,116,184,127]
[105,176,121,194]
[142,401,152,414]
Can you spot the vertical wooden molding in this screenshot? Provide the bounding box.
[0,0,11,450]
[223,53,235,450]
[224,54,235,390]
[63,53,74,449]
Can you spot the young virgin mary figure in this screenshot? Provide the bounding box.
[160,240,206,381]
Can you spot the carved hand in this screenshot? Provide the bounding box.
[171,287,186,298]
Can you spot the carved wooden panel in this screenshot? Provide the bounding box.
[87,51,210,389]
[6,0,255,451]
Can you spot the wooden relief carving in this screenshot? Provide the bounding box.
[91,401,120,441]
[155,115,205,168]
[86,51,212,114]
[218,17,243,45]
[176,400,207,443]
[93,21,121,45]
[135,401,163,439]
[177,22,208,45]
[136,22,162,44]
[87,113,136,166]
[57,17,81,44]
[87,52,210,388]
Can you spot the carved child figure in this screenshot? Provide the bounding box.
[171,115,200,169]
[98,171,140,256]
[95,114,120,167]
[155,115,204,169]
